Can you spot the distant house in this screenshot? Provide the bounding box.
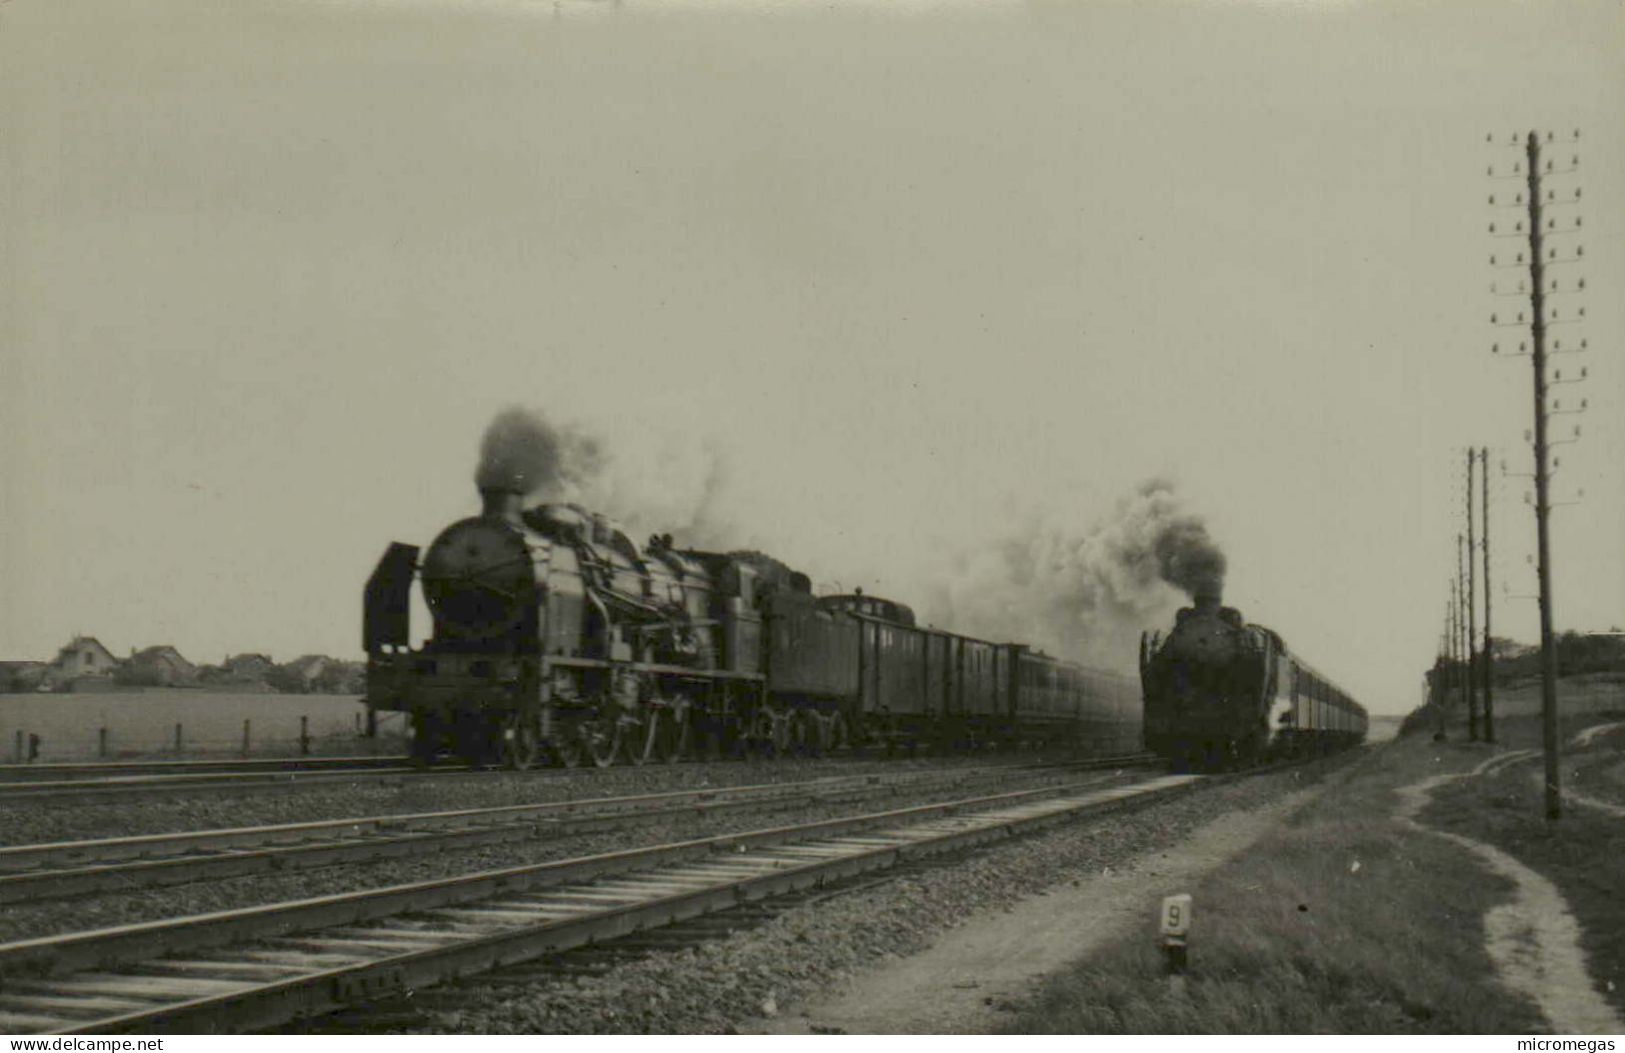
[120,646,198,687]
[50,636,117,686]
[196,653,275,693]
[0,661,47,693]
[268,655,328,694]
[225,653,274,680]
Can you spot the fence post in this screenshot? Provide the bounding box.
[174,722,183,755]
[99,727,108,759]
[299,715,310,756]
[241,719,252,758]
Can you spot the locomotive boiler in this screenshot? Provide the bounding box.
[1139,592,1366,769]
[364,485,1142,767]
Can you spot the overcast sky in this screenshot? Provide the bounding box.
[2,0,1621,714]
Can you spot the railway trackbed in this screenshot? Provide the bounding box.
[0,756,1153,904]
[0,752,1159,804]
[0,772,1198,1034]
[0,761,460,803]
[0,757,413,782]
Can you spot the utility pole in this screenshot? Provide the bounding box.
[1456,575,1469,715]
[1480,446,1495,743]
[1457,534,1471,719]
[1465,452,1479,740]
[1526,132,1560,819]
[1488,128,1585,819]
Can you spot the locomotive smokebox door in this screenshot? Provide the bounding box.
[1159,893,1191,974]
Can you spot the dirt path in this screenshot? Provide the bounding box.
[747,784,1325,1035]
[1395,756,1625,1034]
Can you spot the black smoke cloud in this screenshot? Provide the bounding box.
[475,406,604,499]
[472,406,739,550]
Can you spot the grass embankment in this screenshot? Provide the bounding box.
[1005,738,1555,1034]
[1423,715,1625,1022]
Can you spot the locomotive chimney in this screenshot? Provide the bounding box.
[479,486,523,522]
[1193,589,1221,613]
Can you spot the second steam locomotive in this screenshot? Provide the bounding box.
[364,485,1142,767]
[1139,592,1366,770]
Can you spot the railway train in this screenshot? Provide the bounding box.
[363,485,1142,767]
[1139,593,1367,770]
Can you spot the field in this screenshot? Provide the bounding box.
[0,690,408,762]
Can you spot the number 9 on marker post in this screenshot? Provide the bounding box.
[1160,894,1191,943]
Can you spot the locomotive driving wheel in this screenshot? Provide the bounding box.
[584,705,625,768]
[549,717,589,768]
[631,706,664,766]
[500,711,542,771]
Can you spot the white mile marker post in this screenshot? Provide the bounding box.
[1160,894,1192,990]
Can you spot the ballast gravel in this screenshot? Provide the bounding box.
[292,757,1356,1035]
[0,763,1129,944]
[0,756,1012,845]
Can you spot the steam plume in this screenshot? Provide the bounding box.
[472,406,740,549]
[475,406,603,499]
[920,479,1226,671]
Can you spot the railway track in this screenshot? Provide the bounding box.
[0,750,1157,804]
[0,757,413,782]
[0,770,1198,1034]
[0,757,1151,904]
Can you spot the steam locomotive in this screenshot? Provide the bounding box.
[1139,593,1366,770]
[363,485,1142,767]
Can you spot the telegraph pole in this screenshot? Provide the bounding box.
[1480,447,1495,742]
[1456,575,1469,715]
[1465,451,1479,740]
[1457,534,1471,719]
[1488,129,1584,818]
[1525,132,1561,819]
